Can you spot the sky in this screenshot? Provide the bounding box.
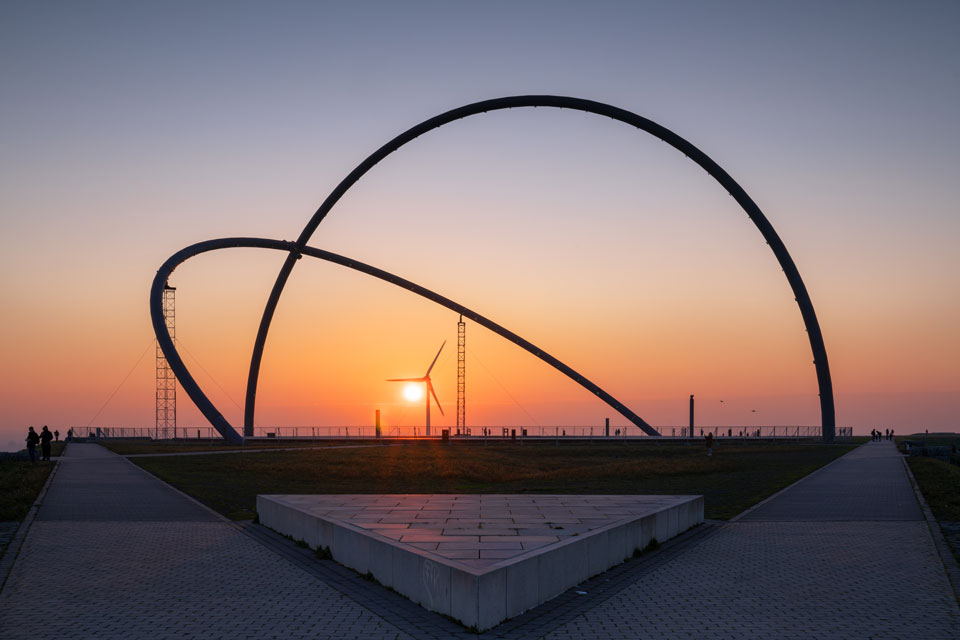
[1,0,958,449]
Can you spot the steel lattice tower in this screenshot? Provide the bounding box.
[456,315,465,433]
[155,285,176,439]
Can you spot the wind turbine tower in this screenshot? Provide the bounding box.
[388,341,445,436]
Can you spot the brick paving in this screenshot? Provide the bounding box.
[0,444,413,640]
[540,441,960,639]
[1,439,958,639]
[739,441,922,522]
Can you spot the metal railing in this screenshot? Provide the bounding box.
[72,424,852,441]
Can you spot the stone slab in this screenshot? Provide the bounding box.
[258,494,703,631]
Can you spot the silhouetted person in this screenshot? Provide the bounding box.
[67,427,74,441]
[705,432,713,456]
[54,429,60,441]
[40,426,53,461]
[25,426,39,463]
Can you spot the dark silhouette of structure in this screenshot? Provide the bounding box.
[457,315,466,434]
[387,341,446,437]
[151,239,662,442]
[151,95,835,444]
[156,284,176,438]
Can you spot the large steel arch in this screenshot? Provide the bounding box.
[151,237,660,444]
[244,95,835,442]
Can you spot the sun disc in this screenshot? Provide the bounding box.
[403,383,423,402]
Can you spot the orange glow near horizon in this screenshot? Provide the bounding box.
[2,3,959,450]
[1,208,958,446]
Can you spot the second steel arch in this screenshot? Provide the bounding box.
[245,96,836,442]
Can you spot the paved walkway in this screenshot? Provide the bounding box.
[541,441,959,639]
[0,440,957,639]
[0,444,412,639]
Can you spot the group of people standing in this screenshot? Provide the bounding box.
[25,425,59,462]
[871,428,894,442]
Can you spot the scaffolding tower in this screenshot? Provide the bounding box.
[456,315,465,433]
[156,285,176,439]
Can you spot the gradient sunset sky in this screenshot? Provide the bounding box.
[1,1,958,449]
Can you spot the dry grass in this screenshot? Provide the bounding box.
[908,457,960,522]
[133,440,854,521]
[101,440,361,455]
[0,460,55,521]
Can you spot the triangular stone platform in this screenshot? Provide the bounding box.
[258,494,703,631]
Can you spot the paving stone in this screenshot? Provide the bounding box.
[259,493,702,629]
[538,441,960,640]
[0,444,413,640]
[741,441,923,522]
[2,440,957,640]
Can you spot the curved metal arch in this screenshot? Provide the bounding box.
[150,237,661,444]
[245,95,835,442]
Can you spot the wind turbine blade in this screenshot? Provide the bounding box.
[386,377,426,382]
[428,380,444,416]
[425,340,446,376]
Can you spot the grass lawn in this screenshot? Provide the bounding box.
[908,457,960,522]
[0,458,56,521]
[907,456,960,563]
[101,440,368,455]
[898,433,960,447]
[132,440,854,521]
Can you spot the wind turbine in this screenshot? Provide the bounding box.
[388,341,445,436]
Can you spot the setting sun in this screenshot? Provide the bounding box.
[403,383,423,402]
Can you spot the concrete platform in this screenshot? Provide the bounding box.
[257,494,703,630]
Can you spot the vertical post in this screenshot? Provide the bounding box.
[375,409,381,439]
[689,394,695,440]
[605,417,610,437]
